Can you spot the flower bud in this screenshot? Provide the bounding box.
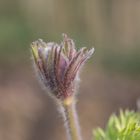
[31,34,94,101]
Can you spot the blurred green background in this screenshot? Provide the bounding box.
[0,0,140,140]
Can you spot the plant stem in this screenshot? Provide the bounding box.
[62,97,82,140]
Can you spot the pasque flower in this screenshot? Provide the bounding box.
[31,34,94,102]
[31,34,94,140]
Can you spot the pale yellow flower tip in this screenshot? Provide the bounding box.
[31,44,39,61]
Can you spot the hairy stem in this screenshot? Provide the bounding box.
[62,97,82,140]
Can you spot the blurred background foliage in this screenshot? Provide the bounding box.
[0,0,140,140]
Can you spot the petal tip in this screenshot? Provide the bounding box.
[90,48,95,55]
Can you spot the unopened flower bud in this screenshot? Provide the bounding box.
[31,34,94,102]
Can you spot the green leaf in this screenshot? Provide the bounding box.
[93,110,140,140]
